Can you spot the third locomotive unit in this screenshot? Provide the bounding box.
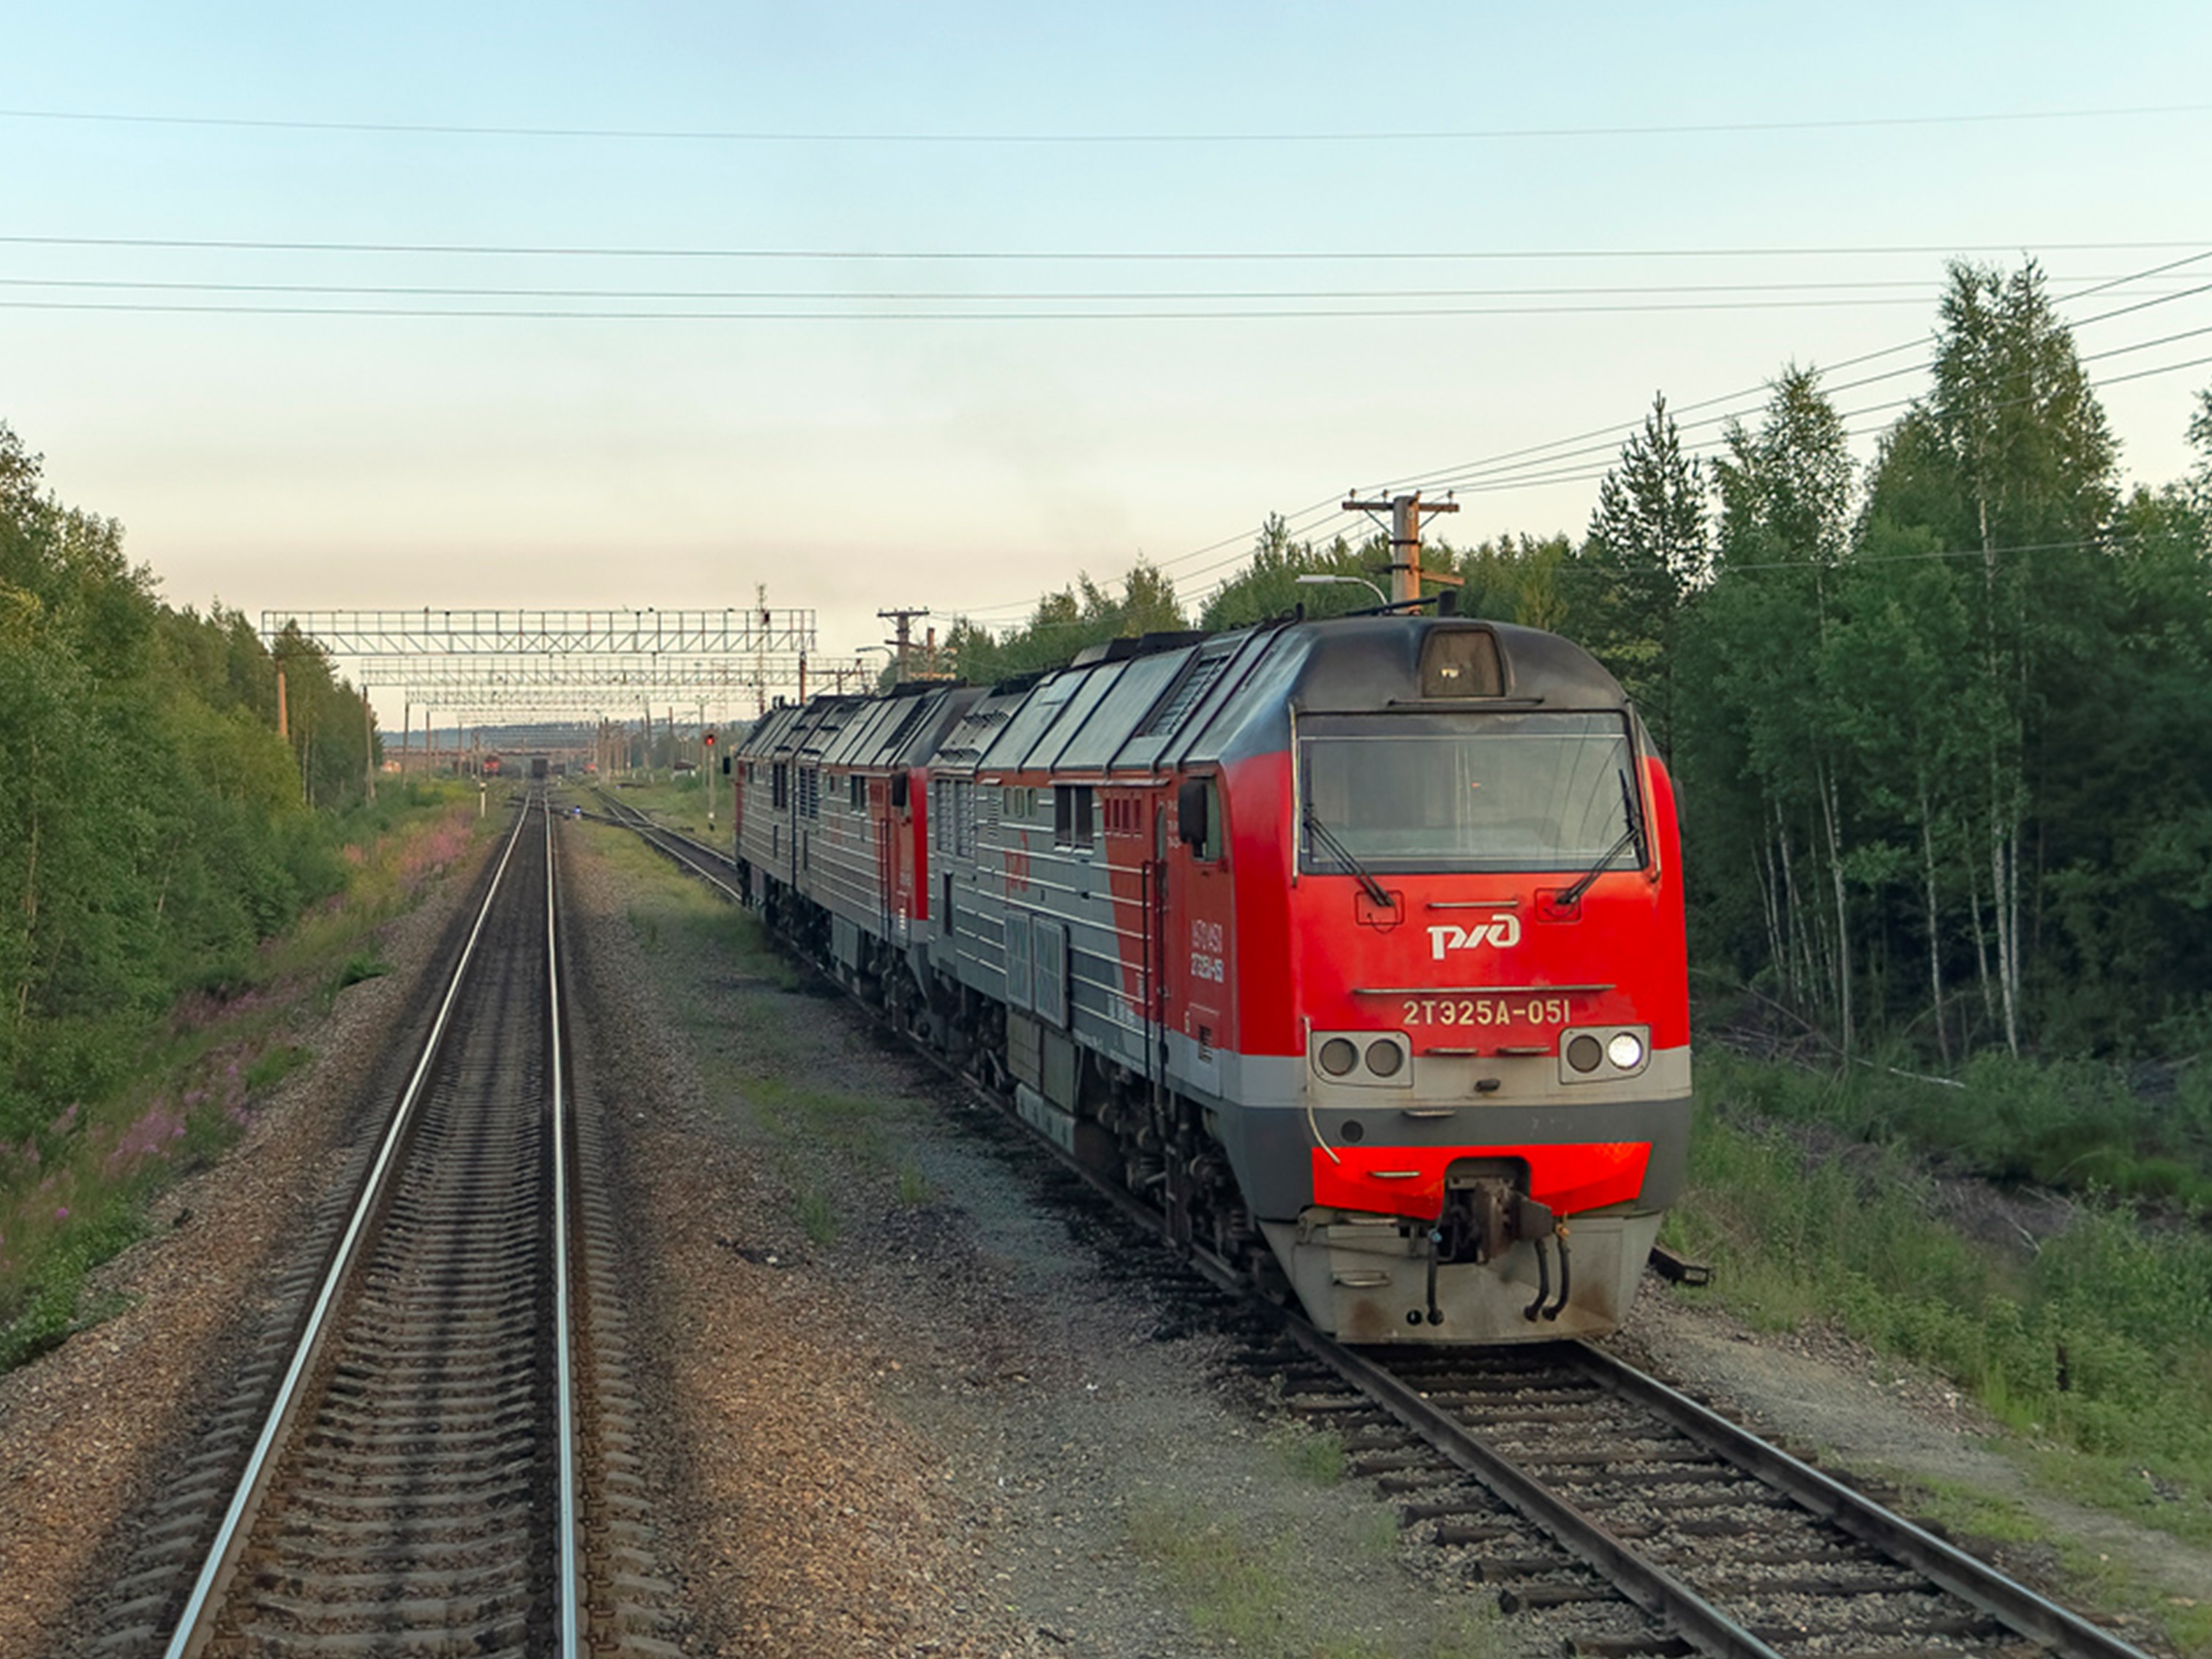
[729,612,1689,1344]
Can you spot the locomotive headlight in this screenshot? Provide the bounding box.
[1311,1031,1410,1086]
[1559,1024,1652,1083]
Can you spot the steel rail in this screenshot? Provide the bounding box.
[1568,1342,2156,1659]
[546,805,584,1656]
[161,796,535,1659]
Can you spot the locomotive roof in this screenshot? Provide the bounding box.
[738,615,1629,777]
[968,617,1628,777]
[816,680,981,771]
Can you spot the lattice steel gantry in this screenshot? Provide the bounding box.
[260,606,822,720]
[263,608,814,658]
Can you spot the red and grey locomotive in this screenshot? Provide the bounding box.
[730,613,1689,1344]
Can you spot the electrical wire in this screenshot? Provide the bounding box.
[4,101,2206,145]
[985,320,2212,620]
[1363,265,2212,501]
[4,274,2129,304]
[0,296,2000,321]
[4,233,2208,263]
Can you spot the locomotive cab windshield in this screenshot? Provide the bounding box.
[1299,710,1646,876]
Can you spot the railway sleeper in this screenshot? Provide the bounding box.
[1562,1634,1696,1658]
[1496,1578,1629,1611]
[1697,1569,1941,1601]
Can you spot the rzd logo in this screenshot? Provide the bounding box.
[1427,914,1520,960]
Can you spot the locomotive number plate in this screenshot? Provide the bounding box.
[1400,995,1570,1029]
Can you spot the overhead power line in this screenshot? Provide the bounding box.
[973,253,2212,595]
[0,275,2106,304]
[3,233,2208,263]
[1361,260,2212,503]
[21,265,2205,328]
[3,100,2206,145]
[0,295,1962,322]
[977,251,2212,620]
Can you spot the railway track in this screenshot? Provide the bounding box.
[584,786,744,900]
[590,794,2158,1659]
[95,794,680,1659]
[1241,1328,2154,1659]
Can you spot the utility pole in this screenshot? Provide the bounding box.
[363,688,376,805]
[754,582,769,719]
[877,607,930,682]
[1340,491,1462,606]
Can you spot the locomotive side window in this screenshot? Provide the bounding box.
[1053,784,1095,851]
[1177,777,1224,863]
[1301,712,1642,875]
[772,762,788,809]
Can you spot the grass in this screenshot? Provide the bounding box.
[1126,1500,1496,1659]
[1702,1036,2212,1215]
[0,783,496,1375]
[1899,1471,2053,1547]
[336,952,390,989]
[595,774,729,845]
[2055,1545,2212,1654]
[243,1045,311,1095]
[1672,1098,2212,1521]
[1891,1472,2212,1651]
[796,1186,840,1245]
[1276,1425,1347,1486]
[1672,1050,2212,1649]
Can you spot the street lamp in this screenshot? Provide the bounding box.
[1295,573,1391,608]
[854,644,894,690]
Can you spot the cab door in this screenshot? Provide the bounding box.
[1165,772,1232,1096]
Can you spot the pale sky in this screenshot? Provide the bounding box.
[6,2,2208,723]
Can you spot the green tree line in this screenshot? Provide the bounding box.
[941,260,2212,1066]
[0,422,381,1139]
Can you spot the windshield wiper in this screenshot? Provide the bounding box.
[1301,804,1392,908]
[1559,770,1645,908]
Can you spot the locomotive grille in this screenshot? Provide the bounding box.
[1137,638,1239,737]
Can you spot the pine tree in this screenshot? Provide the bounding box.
[1580,392,1709,750]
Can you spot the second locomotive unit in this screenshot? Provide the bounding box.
[730,612,1689,1344]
